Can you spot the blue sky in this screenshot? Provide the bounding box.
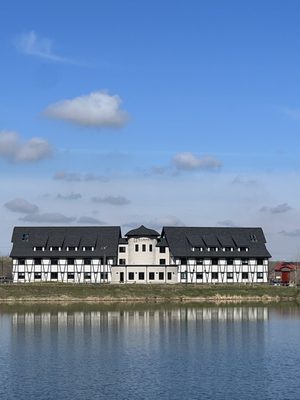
[1,0,300,259]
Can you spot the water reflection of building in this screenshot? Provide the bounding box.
[12,307,268,329]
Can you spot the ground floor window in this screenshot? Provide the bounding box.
[101,272,108,280]
[128,272,135,280]
[212,272,218,280]
[227,272,233,280]
[149,272,155,280]
[196,272,203,280]
[167,272,172,280]
[181,272,187,280]
[138,272,145,280]
[67,273,75,280]
[34,272,41,279]
[51,272,58,280]
[18,272,25,279]
[242,272,249,280]
[257,272,263,279]
[84,272,91,279]
[159,272,164,280]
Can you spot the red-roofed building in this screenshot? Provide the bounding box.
[274,262,297,285]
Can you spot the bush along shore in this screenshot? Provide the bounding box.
[0,283,300,303]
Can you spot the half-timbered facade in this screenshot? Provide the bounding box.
[10,225,271,284]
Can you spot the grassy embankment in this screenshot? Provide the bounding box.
[0,283,299,303]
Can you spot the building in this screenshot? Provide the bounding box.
[10,225,271,284]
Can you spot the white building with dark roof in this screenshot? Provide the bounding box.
[10,225,271,284]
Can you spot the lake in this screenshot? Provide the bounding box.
[0,303,300,400]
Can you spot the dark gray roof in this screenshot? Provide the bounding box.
[119,238,128,244]
[162,227,271,258]
[10,226,121,258]
[125,225,159,238]
[156,237,168,247]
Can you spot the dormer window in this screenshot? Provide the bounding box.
[223,247,233,252]
[238,247,249,252]
[83,246,94,251]
[50,246,61,251]
[33,246,44,251]
[208,247,218,252]
[67,246,77,251]
[249,234,257,242]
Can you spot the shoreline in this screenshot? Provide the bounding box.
[0,283,299,304]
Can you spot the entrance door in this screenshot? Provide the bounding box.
[120,272,124,283]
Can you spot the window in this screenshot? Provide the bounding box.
[84,246,94,251]
[149,244,153,252]
[159,259,166,265]
[84,259,91,265]
[257,272,263,279]
[18,272,25,279]
[142,244,146,252]
[159,272,164,280]
[51,272,58,280]
[149,272,155,280]
[18,259,25,265]
[128,272,135,280]
[257,258,264,265]
[212,258,218,265]
[101,272,108,280]
[34,258,41,265]
[167,272,172,280]
[34,272,41,280]
[196,272,203,280]
[224,247,232,252]
[119,246,126,253]
[67,246,77,251]
[51,246,60,251]
[67,258,74,265]
[22,233,29,241]
[51,259,58,265]
[242,272,249,280]
[160,247,166,253]
[242,259,248,265]
[180,258,186,265]
[138,272,145,280]
[119,259,126,265]
[195,247,203,252]
[239,247,248,252]
[227,259,234,265]
[84,272,91,279]
[212,272,219,280]
[249,234,257,242]
[196,259,203,265]
[34,246,43,251]
[67,273,75,280]
[209,247,218,252]
[181,272,187,280]
[135,244,139,252]
[227,272,233,279]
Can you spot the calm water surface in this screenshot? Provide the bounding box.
[0,304,300,400]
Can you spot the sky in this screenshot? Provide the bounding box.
[1,0,300,259]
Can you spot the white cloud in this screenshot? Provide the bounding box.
[217,219,237,227]
[4,198,39,214]
[77,216,104,224]
[92,195,130,206]
[44,91,128,128]
[15,30,76,64]
[260,203,292,214]
[150,215,184,228]
[0,131,52,162]
[57,193,82,200]
[172,152,221,171]
[20,212,75,223]
[53,171,108,182]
